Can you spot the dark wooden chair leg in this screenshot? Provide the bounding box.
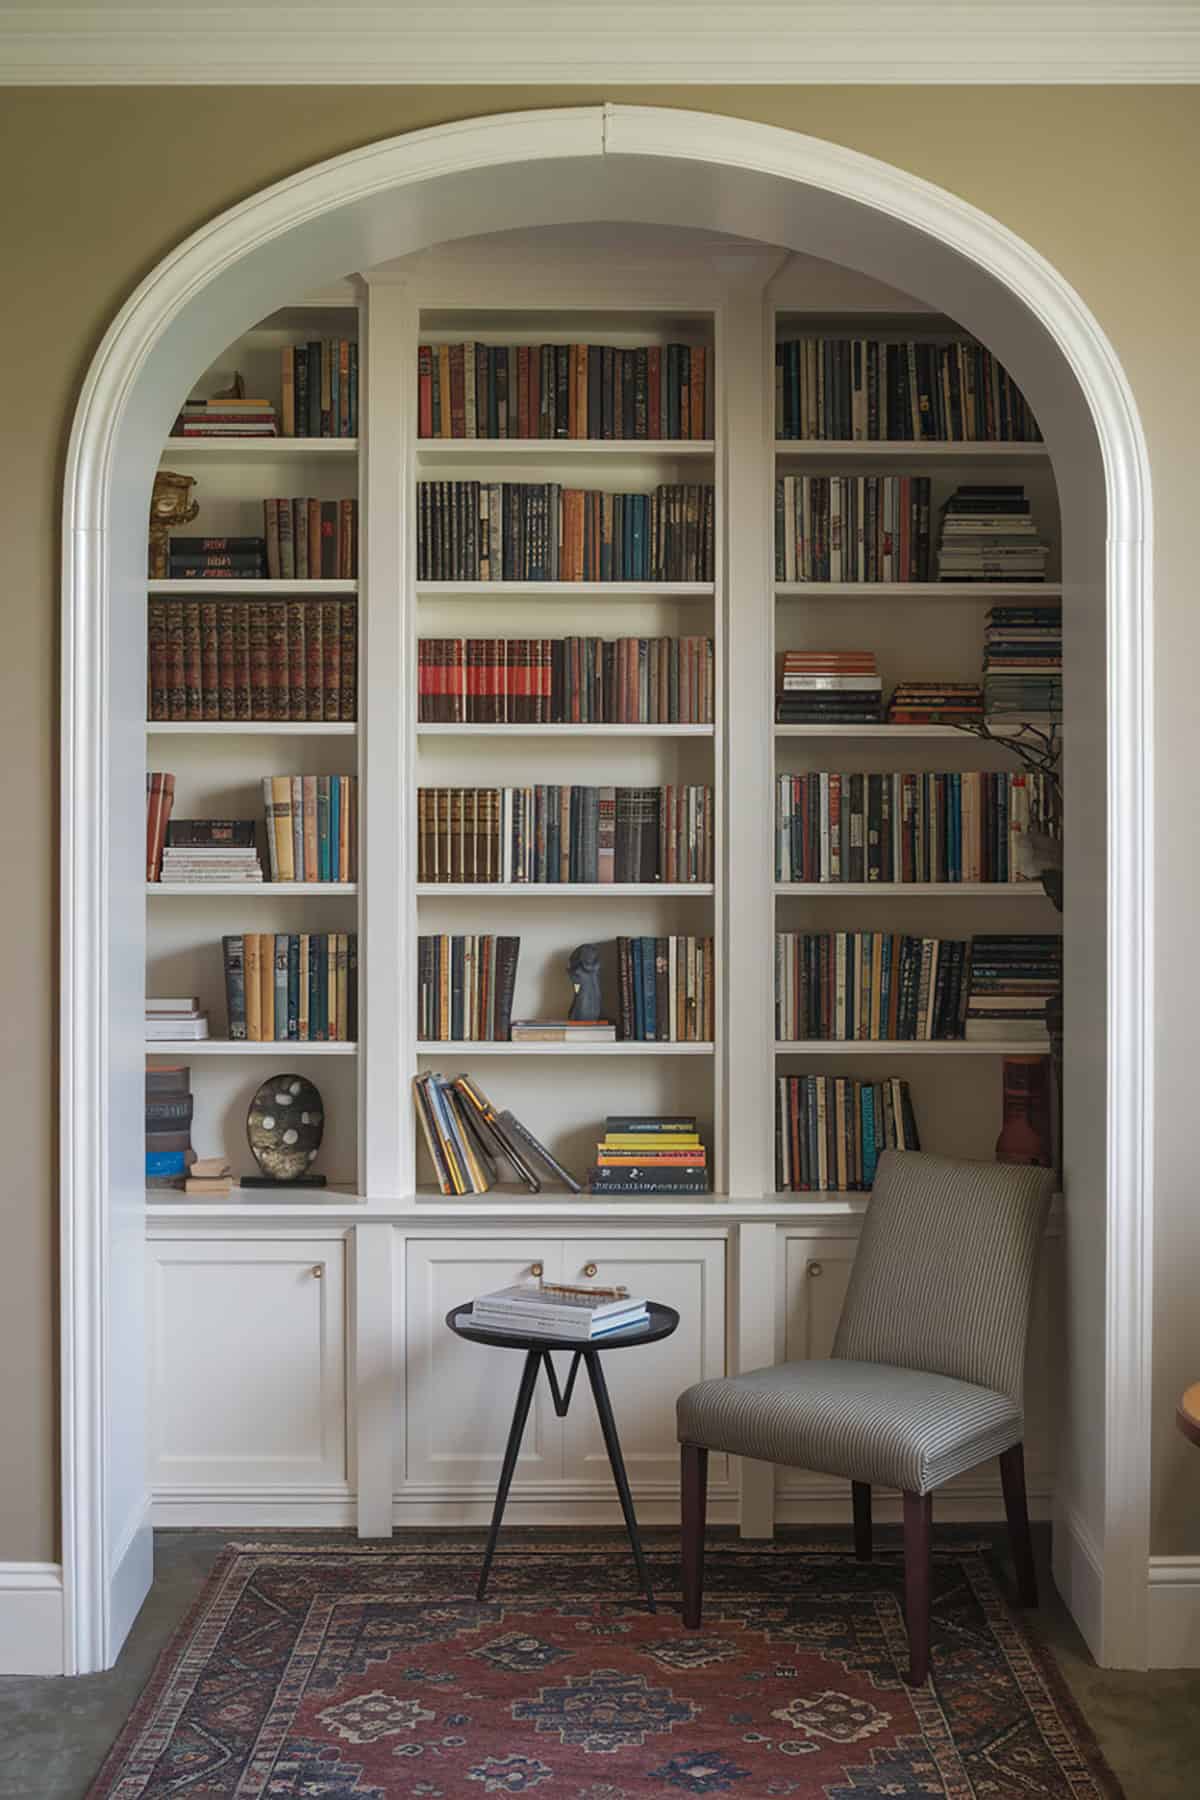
[680,1443,708,1629]
[999,1441,1038,1607]
[902,1489,932,1685]
[852,1481,872,1562]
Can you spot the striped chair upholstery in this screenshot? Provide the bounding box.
[677,1151,1054,1496]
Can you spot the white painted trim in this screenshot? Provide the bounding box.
[1147,1557,1200,1667]
[1053,1503,1106,1663]
[61,103,1153,1671]
[3,4,1199,84]
[0,1564,65,1677]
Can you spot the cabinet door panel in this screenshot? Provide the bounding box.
[402,1239,562,1490]
[558,1239,727,1491]
[147,1237,346,1487]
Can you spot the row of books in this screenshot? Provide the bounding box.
[262,777,357,883]
[147,596,357,721]
[776,650,882,725]
[416,481,715,583]
[170,397,277,439]
[146,1062,195,1187]
[983,602,1062,717]
[966,935,1061,1041]
[414,1072,582,1196]
[775,1075,920,1193]
[416,785,714,886]
[936,486,1050,583]
[774,338,1042,442]
[886,682,983,725]
[774,476,932,584]
[616,936,714,1043]
[589,1116,709,1196]
[417,635,714,725]
[417,934,520,1043]
[418,342,713,442]
[164,533,268,582]
[775,931,973,1043]
[280,341,359,438]
[468,1282,651,1341]
[221,932,358,1042]
[774,770,1060,885]
[264,499,358,581]
[159,821,262,886]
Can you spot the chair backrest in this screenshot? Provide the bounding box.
[832,1150,1055,1401]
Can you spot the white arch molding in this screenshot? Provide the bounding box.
[61,104,1154,1673]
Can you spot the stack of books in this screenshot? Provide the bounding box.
[983,604,1063,719]
[417,634,714,724]
[222,933,357,1042]
[775,932,970,1042]
[936,486,1050,583]
[886,681,983,725]
[588,1116,709,1196]
[966,935,1060,1041]
[264,498,358,580]
[167,535,267,581]
[146,998,209,1042]
[774,475,932,583]
[616,936,714,1042]
[776,651,883,726]
[262,776,356,883]
[510,1020,616,1044]
[146,771,176,881]
[147,594,358,722]
[418,936,520,1043]
[280,341,359,438]
[414,1073,582,1197]
[146,1063,194,1190]
[775,1075,920,1193]
[468,1282,650,1340]
[171,397,278,438]
[159,821,262,884]
[417,784,713,885]
[418,341,712,440]
[183,1157,234,1199]
[775,337,1042,442]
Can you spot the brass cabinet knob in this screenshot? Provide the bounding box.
[583,1262,598,1278]
[531,1261,544,1279]
[312,1264,324,1279]
[807,1261,823,1278]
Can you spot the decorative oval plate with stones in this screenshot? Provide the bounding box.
[247,1074,324,1181]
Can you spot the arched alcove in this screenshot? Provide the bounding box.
[62,105,1152,1672]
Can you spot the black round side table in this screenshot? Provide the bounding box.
[446,1300,680,1612]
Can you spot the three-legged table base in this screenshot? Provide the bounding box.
[475,1346,656,1612]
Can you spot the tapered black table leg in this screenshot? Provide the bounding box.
[585,1352,656,1612]
[476,1349,541,1601]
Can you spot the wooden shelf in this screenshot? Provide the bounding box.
[145,1039,357,1056]
[417,581,714,599]
[774,440,1049,460]
[776,581,1062,599]
[774,1038,1050,1056]
[146,721,356,736]
[417,438,713,458]
[418,722,713,738]
[774,722,1055,739]
[147,579,357,595]
[417,883,713,898]
[160,438,357,459]
[417,1040,714,1057]
[774,882,1054,897]
[147,883,357,897]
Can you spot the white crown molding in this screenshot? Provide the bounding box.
[3,3,1199,85]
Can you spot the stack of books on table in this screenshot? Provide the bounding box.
[776,652,883,726]
[469,1282,650,1340]
[886,681,983,726]
[510,1020,617,1044]
[159,820,263,884]
[146,1062,194,1190]
[965,935,1060,1041]
[146,998,210,1042]
[936,486,1050,582]
[983,604,1062,720]
[171,397,278,438]
[588,1116,709,1196]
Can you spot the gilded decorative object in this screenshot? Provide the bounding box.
[148,470,199,579]
[247,1074,324,1182]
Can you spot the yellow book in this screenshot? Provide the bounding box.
[602,1132,700,1149]
[271,775,295,882]
[245,933,262,1041]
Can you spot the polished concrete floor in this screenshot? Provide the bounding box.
[1,1527,1197,1798]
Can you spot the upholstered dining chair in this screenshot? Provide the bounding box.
[677,1149,1055,1684]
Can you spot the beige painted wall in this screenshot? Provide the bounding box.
[1,86,1196,1564]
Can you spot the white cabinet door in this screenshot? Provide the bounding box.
[558,1238,727,1492]
[777,1233,859,1505]
[147,1237,346,1488]
[402,1238,562,1491]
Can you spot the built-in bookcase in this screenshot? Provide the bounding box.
[144,241,1063,1214]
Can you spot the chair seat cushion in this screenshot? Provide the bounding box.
[677,1359,1022,1495]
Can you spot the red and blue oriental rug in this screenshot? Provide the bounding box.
[89,1535,1122,1797]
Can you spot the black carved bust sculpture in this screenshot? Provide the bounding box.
[567,942,603,1022]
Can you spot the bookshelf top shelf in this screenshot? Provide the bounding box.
[417,581,714,600]
[147,580,357,595]
[160,439,358,460]
[774,440,1049,460]
[774,1038,1050,1055]
[417,438,714,459]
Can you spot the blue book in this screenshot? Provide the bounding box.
[317,776,331,882]
[146,1150,186,1177]
[631,938,645,1040]
[642,937,657,1042]
[309,931,324,1041]
[329,776,341,881]
[861,1085,879,1187]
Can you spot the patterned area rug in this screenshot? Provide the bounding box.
[89,1536,1122,1798]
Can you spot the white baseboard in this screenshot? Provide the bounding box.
[151,1485,356,1528]
[108,1503,154,1663]
[1147,1557,1200,1667]
[0,1563,64,1676]
[1052,1502,1104,1662]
